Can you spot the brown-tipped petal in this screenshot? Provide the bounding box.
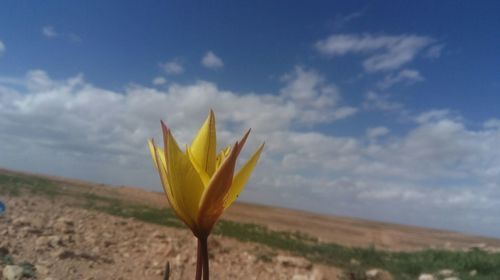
[197,141,240,234]
[160,120,169,156]
[235,128,251,157]
[224,142,265,208]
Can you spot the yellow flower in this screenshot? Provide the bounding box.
[148,110,264,237]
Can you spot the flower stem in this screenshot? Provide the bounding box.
[200,235,210,280]
[195,238,203,280]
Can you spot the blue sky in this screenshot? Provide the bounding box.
[1,1,500,236]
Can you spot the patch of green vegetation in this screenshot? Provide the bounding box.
[0,248,35,278]
[0,252,13,266]
[2,171,500,279]
[82,193,184,228]
[18,261,36,278]
[0,173,60,197]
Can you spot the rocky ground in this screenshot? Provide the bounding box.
[0,168,494,280]
[0,195,341,280]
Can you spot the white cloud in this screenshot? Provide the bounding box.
[331,9,366,29]
[42,26,58,38]
[161,60,184,75]
[152,76,167,85]
[363,91,404,112]
[425,44,445,58]
[0,40,5,56]
[0,40,7,56]
[378,69,424,89]
[484,118,500,129]
[41,26,81,43]
[1,69,500,235]
[366,126,389,139]
[201,51,224,69]
[415,109,455,124]
[280,66,357,123]
[315,34,437,72]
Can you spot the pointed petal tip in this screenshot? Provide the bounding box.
[207,109,215,120]
[160,120,169,131]
[244,128,252,138]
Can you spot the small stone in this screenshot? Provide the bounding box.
[276,255,312,269]
[469,270,477,276]
[291,275,308,280]
[52,248,74,259]
[53,217,75,234]
[48,235,63,247]
[366,268,393,280]
[151,230,165,239]
[35,236,48,249]
[366,269,380,277]
[438,269,454,277]
[35,264,49,275]
[418,274,435,280]
[12,217,30,227]
[3,265,24,280]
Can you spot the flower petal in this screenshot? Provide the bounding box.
[235,129,251,157]
[148,139,159,170]
[149,139,194,230]
[165,129,205,230]
[197,141,239,234]
[215,145,231,170]
[224,143,265,208]
[190,110,217,176]
[148,139,166,169]
[187,146,211,187]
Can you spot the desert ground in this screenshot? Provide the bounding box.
[1,168,499,280]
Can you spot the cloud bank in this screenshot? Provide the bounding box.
[1,68,499,236]
[315,34,437,72]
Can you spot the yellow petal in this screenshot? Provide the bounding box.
[165,129,205,230]
[150,140,194,230]
[224,143,265,208]
[187,147,210,187]
[197,141,239,234]
[215,145,231,170]
[148,139,159,170]
[190,110,217,176]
